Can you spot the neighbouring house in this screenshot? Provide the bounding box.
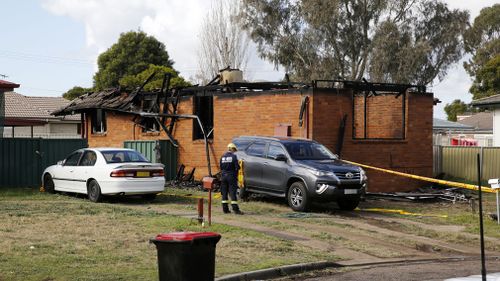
[472,95,500,146]
[53,74,435,193]
[456,111,494,146]
[433,118,474,146]
[0,80,21,137]
[3,92,80,138]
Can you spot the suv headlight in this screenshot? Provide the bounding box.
[359,168,367,181]
[307,168,335,177]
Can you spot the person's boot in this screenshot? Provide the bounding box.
[222,203,231,214]
[232,204,243,215]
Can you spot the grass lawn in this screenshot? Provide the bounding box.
[0,188,331,281]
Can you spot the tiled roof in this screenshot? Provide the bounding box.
[0,79,20,90]
[433,118,474,130]
[457,111,493,131]
[471,94,500,107]
[4,92,80,121]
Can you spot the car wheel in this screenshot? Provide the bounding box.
[87,180,103,203]
[337,197,360,211]
[287,182,309,212]
[43,174,55,194]
[142,193,157,202]
[237,186,249,201]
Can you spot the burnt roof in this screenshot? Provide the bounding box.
[52,79,430,116]
[52,88,148,116]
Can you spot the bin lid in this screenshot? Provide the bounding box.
[155,232,220,241]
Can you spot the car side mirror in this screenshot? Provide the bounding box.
[275,154,287,162]
[57,160,65,166]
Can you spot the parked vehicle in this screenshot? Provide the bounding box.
[42,148,165,202]
[233,136,367,211]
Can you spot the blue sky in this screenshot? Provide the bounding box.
[1,0,498,119]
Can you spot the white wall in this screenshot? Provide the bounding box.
[494,108,500,146]
[2,122,80,138]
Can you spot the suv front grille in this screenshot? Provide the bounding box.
[334,171,361,180]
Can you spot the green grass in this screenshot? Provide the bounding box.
[0,188,333,281]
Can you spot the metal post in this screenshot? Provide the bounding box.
[208,189,212,226]
[497,190,500,225]
[197,198,204,224]
[477,153,487,281]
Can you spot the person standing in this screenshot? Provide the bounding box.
[219,143,243,215]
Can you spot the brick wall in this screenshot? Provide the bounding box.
[312,89,434,192]
[175,91,311,177]
[85,87,433,193]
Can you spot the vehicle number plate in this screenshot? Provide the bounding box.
[344,189,358,194]
[136,171,150,177]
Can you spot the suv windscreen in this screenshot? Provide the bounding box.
[283,142,337,160]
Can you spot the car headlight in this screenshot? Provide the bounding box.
[359,168,368,181]
[307,168,335,177]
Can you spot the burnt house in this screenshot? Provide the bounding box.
[53,74,434,192]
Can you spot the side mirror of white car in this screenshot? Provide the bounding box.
[57,160,65,166]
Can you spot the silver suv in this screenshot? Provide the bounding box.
[233,136,367,211]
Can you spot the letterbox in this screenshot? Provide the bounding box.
[202,177,216,190]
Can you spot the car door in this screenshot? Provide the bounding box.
[54,151,83,191]
[74,150,98,193]
[262,142,289,192]
[243,141,267,188]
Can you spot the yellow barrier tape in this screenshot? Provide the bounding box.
[343,160,495,193]
[359,208,448,218]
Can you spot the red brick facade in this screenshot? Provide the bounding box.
[85,87,434,192]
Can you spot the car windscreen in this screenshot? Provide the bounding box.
[100,150,150,164]
[283,142,338,160]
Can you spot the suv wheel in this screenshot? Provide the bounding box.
[287,182,309,212]
[337,197,360,211]
[237,186,249,201]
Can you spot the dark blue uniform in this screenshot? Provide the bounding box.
[220,151,241,213]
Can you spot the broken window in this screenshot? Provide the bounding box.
[193,95,214,140]
[352,91,406,140]
[91,109,106,134]
[141,118,159,133]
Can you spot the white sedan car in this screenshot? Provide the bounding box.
[42,148,166,202]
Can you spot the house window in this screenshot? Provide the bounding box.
[193,95,214,140]
[91,109,107,134]
[353,91,406,140]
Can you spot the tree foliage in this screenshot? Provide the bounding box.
[119,64,190,92]
[463,4,500,100]
[238,0,468,85]
[196,0,250,84]
[62,86,93,101]
[93,31,174,90]
[444,99,476,121]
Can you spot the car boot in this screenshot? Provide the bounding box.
[231,204,243,215]
[222,203,231,214]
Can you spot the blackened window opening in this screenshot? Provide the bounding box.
[193,96,214,140]
[352,91,406,140]
[142,118,159,132]
[91,109,107,134]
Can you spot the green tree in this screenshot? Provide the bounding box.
[62,86,93,100]
[119,64,191,91]
[463,4,500,100]
[444,99,470,121]
[238,0,468,85]
[93,31,174,90]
